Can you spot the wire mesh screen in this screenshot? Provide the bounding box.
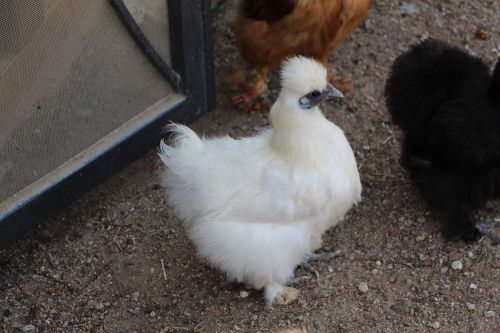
[0,0,173,203]
[123,0,171,65]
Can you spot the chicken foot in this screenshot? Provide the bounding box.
[327,73,352,94]
[229,67,270,112]
[293,250,343,282]
[476,221,500,245]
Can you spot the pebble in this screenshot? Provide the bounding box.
[429,321,440,329]
[95,303,104,310]
[417,217,426,223]
[466,303,476,310]
[469,283,478,289]
[358,282,369,293]
[398,2,420,16]
[233,325,241,331]
[451,260,463,270]
[327,266,334,273]
[150,311,156,318]
[375,260,382,266]
[441,267,449,274]
[416,235,426,242]
[128,307,140,315]
[240,291,249,299]
[467,251,477,259]
[22,325,38,333]
[131,291,140,301]
[484,310,496,318]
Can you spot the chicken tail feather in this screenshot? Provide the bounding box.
[159,123,204,166]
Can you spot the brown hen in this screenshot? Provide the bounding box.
[232,0,373,112]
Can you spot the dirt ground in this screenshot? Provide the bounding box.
[1,0,500,332]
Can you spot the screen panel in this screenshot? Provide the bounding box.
[0,0,174,203]
[122,0,171,65]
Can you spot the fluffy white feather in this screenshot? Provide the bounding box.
[159,56,361,304]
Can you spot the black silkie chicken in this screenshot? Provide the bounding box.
[385,39,500,243]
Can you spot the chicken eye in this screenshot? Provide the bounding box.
[310,90,321,97]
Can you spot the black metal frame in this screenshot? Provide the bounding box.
[0,0,215,249]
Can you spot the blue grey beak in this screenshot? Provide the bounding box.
[324,83,344,100]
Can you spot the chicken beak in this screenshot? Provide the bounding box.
[324,83,344,100]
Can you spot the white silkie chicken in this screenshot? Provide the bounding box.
[159,56,361,305]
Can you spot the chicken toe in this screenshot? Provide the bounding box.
[229,67,269,112]
[476,222,500,245]
[299,250,343,281]
[327,74,352,94]
[275,287,300,305]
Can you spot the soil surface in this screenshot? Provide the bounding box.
[1,0,499,332]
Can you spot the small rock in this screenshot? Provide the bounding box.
[429,321,440,329]
[420,32,430,42]
[87,300,97,309]
[358,282,369,293]
[375,260,382,266]
[22,325,37,333]
[484,310,496,318]
[441,267,449,274]
[313,322,321,330]
[469,283,478,289]
[467,251,477,259]
[131,291,140,301]
[95,303,104,310]
[416,235,426,242]
[451,260,463,270]
[327,266,334,273]
[240,291,249,299]
[128,308,140,315]
[417,217,426,223]
[419,254,427,261]
[398,2,420,16]
[466,303,476,310]
[149,311,156,318]
[233,325,241,331]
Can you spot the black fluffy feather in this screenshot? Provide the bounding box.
[385,39,500,242]
[243,0,295,22]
